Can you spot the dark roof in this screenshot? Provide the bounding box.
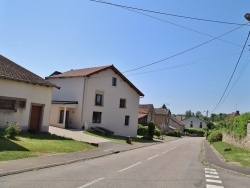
[0,54,60,89]
[52,100,78,104]
[47,65,144,96]
[139,104,154,114]
[155,108,170,115]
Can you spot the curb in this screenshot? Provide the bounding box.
[0,137,179,177]
[202,140,250,177]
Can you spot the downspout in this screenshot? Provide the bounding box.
[81,77,88,126]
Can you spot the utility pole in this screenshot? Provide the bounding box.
[205,110,209,139]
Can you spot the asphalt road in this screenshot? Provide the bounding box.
[0,137,250,188]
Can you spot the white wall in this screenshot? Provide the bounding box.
[182,116,206,129]
[0,79,53,132]
[83,69,140,137]
[47,77,84,128]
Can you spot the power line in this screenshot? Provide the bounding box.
[124,7,247,49]
[211,31,250,113]
[217,54,250,110]
[122,24,246,73]
[90,0,249,26]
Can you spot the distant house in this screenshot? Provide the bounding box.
[0,54,59,132]
[46,65,144,137]
[138,104,155,125]
[229,111,240,117]
[182,116,206,129]
[169,116,184,132]
[154,108,171,133]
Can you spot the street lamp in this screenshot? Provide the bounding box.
[245,13,250,21]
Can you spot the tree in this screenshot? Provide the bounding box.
[185,110,192,118]
[195,111,202,118]
[162,104,167,109]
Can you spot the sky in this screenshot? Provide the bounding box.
[0,0,249,116]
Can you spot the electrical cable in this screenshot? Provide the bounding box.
[90,0,249,26]
[211,31,250,113]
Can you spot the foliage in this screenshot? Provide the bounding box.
[184,128,205,135]
[166,130,181,137]
[162,104,167,109]
[207,130,222,143]
[5,122,21,139]
[147,121,156,138]
[212,141,250,167]
[137,124,148,136]
[154,128,161,137]
[228,112,250,138]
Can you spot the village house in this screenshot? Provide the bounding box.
[0,54,59,132]
[46,65,144,137]
[138,104,155,125]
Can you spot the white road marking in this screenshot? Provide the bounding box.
[163,150,170,154]
[78,178,104,188]
[206,179,222,184]
[205,175,219,178]
[206,184,224,188]
[205,168,216,172]
[147,154,159,160]
[205,171,218,175]
[119,162,142,172]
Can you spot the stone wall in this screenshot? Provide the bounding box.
[222,120,250,150]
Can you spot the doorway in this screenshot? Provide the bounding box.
[29,105,42,132]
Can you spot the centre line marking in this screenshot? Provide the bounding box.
[147,154,159,160]
[205,175,219,178]
[163,150,170,154]
[78,178,104,188]
[119,162,142,172]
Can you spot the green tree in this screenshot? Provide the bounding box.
[185,110,192,118]
[162,104,167,109]
[195,111,202,118]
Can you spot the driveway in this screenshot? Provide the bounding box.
[48,126,110,143]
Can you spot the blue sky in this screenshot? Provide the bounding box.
[1,0,249,115]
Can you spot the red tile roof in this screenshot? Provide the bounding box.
[170,116,184,126]
[139,104,154,114]
[155,108,170,115]
[0,55,59,89]
[47,65,144,96]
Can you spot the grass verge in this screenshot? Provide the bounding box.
[83,130,167,144]
[0,130,95,161]
[212,141,250,167]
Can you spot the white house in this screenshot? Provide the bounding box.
[46,65,144,137]
[0,54,59,132]
[182,116,206,129]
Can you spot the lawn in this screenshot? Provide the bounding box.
[0,130,95,161]
[83,130,172,144]
[212,141,250,167]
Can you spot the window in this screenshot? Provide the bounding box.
[0,99,15,110]
[125,116,130,126]
[112,77,117,86]
[190,124,193,128]
[95,94,103,106]
[119,99,126,108]
[59,110,64,123]
[200,122,202,128]
[18,101,26,108]
[92,112,102,123]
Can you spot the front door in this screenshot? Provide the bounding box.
[29,105,42,132]
[65,111,70,128]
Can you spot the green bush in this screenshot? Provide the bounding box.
[147,121,156,138]
[5,123,21,139]
[207,130,222,143]
[184,128,205,136]
[137,124,148,136]
[166,130,181,137]
[154,128,161,137]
